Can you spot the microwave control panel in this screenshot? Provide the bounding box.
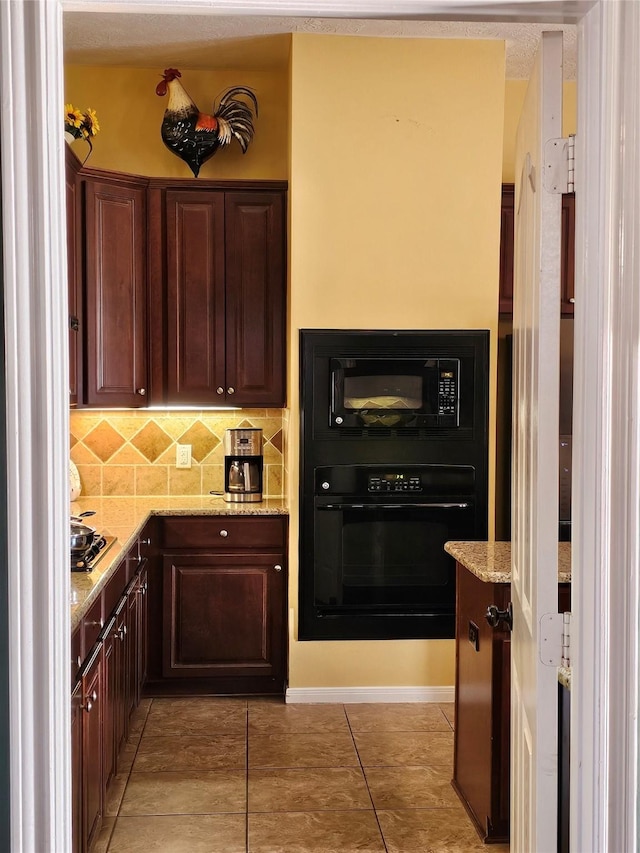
[437,360,459,417]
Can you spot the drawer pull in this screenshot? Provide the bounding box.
[274,564,282,572]
[219,529,229,538]
[86,619,104,629]
[81,700,93,713]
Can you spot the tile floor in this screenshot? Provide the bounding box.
[93,697,510,853]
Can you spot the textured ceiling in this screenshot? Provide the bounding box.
[63,14,577,79]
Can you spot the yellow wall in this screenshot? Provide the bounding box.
[287,34,505,689]
[65,65,289,179]
[502,79,577,182]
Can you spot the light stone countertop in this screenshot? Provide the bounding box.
[70,495,288,632]
[444,540,572,584]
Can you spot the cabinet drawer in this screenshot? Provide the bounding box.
[71,628,82,684]
[103,560,127,618]
[161,516,286,550]
[81,596,104,659]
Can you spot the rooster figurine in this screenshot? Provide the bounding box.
[155,68,258,178]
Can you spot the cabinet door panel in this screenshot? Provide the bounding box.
[561,193,575,315]
[82,646,104,852]
[66,147,82,407]
[165,190,226,404]
[225,192,286,406]
[162,553,285,679]
[84,178,147,406]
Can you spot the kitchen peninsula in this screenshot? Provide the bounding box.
[445,540,571,843]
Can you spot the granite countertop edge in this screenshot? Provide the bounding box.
[70,497,289,632]
[444,540,572,584]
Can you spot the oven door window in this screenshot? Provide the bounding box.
[314,502,474,613]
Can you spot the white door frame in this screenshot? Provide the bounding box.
[1,1,638,850]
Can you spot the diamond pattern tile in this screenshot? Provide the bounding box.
[178,422,220,463]
[131,422,173,463]
[83,421,126,462]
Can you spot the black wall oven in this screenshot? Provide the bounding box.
[300,330,489,641]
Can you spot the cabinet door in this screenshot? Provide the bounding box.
[71,681,83,853]
[162,552,286,681]
[112,601,128,760]
[126,576,140,720]
[66,147,82,407]
[499,184,515,315]
[84,177,148,406]
[81,646,104,852]
[165,190,226,404]
[136,565,149,705]
[101,620,117,790]
[225,192,286,406]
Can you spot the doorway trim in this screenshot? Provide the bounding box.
[1,1,636,850]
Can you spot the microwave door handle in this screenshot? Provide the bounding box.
[317,502,471,510]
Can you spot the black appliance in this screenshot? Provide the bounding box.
[300,329,489,641]
[330,357,461,428]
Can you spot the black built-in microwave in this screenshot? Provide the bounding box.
[331,357,460,428]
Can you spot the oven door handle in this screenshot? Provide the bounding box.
[317,502,471,510]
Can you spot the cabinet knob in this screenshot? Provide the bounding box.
[140,537,151,546]
[86,619,104,629]
[216,387,224,395]
[81,699,93,713]
[219,529,229,538]
[227,387,235,395]
[569,297,575,304]
[76,655,82,668]
[136,388,147,396]
[274,564,282,572]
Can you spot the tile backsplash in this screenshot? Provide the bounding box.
[70,410,285,498]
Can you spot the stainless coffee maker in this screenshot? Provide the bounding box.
[224,428,263,502]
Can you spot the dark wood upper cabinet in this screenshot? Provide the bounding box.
[225,192,286,407]
[154,184,287,407]
[66,146,82,406]
[498,184,515,315]
[69,169,288,409]
[164,190,226,404]
[83,173,148,407]
[499,183,574,317]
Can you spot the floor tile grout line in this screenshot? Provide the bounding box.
[105,697,153,852]
[344,704,390,853]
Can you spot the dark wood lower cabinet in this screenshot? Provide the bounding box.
[72,556,148,853]
[453,562,571,844]
[146,515,288,696]
[81,645,104,853]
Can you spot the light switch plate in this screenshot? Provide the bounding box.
[176,444,192,469]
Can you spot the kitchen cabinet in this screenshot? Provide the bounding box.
[149,183,286,407]
[146,515,287,695]
[82,170,148,407]
[66,145,82,407]
[453,562,571,843]
[499,184,575,316]
[71,535,150,853]
[69,169,287,408]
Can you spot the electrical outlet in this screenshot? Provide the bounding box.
[175,444,192,469]
[468,621,480,652]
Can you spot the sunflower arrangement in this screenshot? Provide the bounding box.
[64,104,100,163]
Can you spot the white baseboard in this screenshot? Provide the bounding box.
[285,686,454,704]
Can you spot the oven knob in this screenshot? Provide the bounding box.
[321,482,330,490]
[335,417,343,425]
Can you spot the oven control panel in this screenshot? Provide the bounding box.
[367,473,423,493]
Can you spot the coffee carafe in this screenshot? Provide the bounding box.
[224,428,263,502]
